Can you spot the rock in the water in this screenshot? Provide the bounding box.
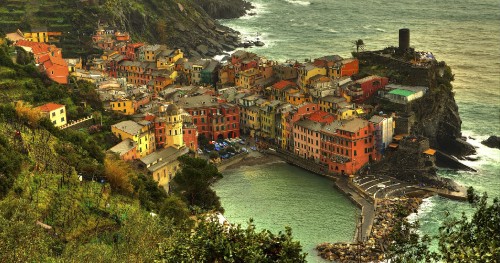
[481,135,500,149]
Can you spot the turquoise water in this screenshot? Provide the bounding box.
[215,0,500,260]
[213,161,359,262]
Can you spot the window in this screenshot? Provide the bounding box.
[61,117,65,122]
[60,109,64,114]
[354,150,357,156]
[52,112,56,117]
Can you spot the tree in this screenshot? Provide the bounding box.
[173,156,223,212]
[157,217,307,262]
[387,187,500,262]
[104,155,133,195]
[353,39,365,53]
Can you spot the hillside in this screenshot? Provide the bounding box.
[0,0,246,58]
[0,44,306,262]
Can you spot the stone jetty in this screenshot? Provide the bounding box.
[316,198,422,262]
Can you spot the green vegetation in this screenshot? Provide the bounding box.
[0,43,307,261]
[387,187,500,262]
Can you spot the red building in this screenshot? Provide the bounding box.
[183,123,198,151]
[320,118,374,175]
[341,58,359,77]
[346,75,389,103]
[126,43,144,60]
[179,95,240,141]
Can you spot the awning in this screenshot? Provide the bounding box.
[423,149,436,155]
[389,143,399,148]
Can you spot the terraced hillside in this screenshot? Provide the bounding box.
[0,0,243,58]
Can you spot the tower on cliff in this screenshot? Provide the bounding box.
[399,28,410,52]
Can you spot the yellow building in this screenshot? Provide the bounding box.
[286,90,310,106]
[110,99,135,115]
[140,146,189,192]
[236,68,261,89]
[259,100,281,139]
[337,108,357,120]
[318,96,346,114]
[242,105,261,137]
[36,103,67,127]
[21,28,62,43]
[111,120,155,157]
[165,104,184,149]
[298,63,327,88]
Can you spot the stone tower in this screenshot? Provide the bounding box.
[165,104,184,149]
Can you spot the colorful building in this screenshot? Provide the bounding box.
[36,103,67,127]
[111,120,155,158]
[140,146,189,192]
[369,115,395,159]
[344,75,389,103]
[108,138,138,160]
[320,118,374,175]
[179,95,240,140]
[297,63,327,88]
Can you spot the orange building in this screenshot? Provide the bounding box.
[320,118,374,175]
[341,58,359,77]
[15,40,68,84]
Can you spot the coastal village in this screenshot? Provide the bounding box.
[3,27,437,190]
[2,27,468,262]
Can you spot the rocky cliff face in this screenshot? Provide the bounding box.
[357,52,475,157]
[193,0,254,19]
[410,63,475,157]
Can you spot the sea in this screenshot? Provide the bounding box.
[213,0,500,261]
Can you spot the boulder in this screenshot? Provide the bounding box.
[481,135,500,149]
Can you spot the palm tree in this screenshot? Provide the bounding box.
[353,39,365,53]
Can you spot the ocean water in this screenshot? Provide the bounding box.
[213,162,359,262]
[216,0,500,260]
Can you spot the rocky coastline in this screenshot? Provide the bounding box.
[316,198,423,262]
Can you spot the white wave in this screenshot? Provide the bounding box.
[375,28,386,32]
[458,130,500,171]
[328,28,339,33]
[238,2,269,20]
[363,25,372,29]
[284,0,311,6]
[407,196,435,226]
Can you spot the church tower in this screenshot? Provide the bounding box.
[165,104,184,149]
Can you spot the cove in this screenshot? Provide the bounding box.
[213,161,359,262]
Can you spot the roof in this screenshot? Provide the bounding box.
[308,110,334,123]
[320,95,346,104]
[338,118,369,133]
[316,55,343,62]
[166,104,180,115]
[112,120,144,135]
[355,75,382,84]
[36,103,64,112]
[295,119,323,131]
[109,138,136,155]
[388,89,415,97]
[369,115,386,124]
[389,143,399,148]
[141,147,189,172]
[178,95,219,108]
[273,80,296,90]
[423,149,436,155]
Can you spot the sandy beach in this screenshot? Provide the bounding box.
[222,150,284,171]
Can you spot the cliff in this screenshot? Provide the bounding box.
[356,51,475,157]
[194,0,254,19]
[0,0,247,58]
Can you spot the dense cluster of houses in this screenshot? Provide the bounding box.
[2,27,435,190]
